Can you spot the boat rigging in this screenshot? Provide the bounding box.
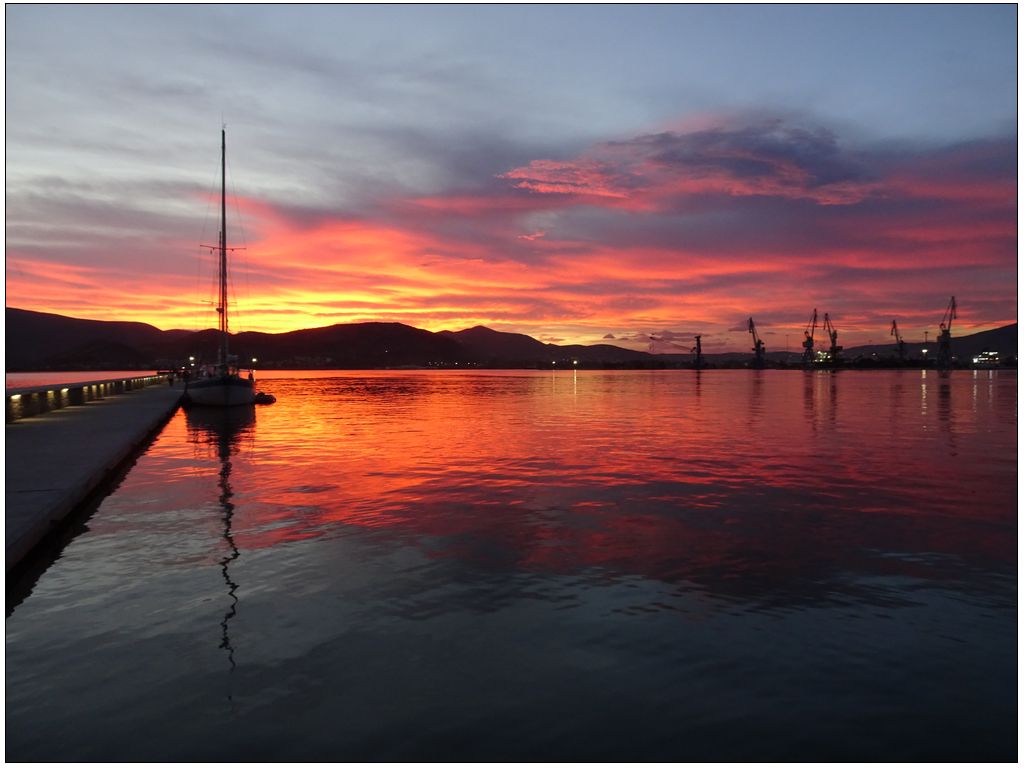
[185,128,257,407]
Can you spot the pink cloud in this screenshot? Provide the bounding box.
[6,116,1015,350]
[499,120,881,210]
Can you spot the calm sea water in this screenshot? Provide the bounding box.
[6,370,1017,761]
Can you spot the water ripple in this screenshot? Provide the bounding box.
[6,370,1017,761]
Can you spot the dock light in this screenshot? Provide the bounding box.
[573,359,578,366]
[10,394,20,400]
[921,348,928,354]
[252,357,258,364]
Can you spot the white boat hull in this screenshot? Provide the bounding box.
[186,375,256,406]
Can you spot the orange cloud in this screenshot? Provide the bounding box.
[5,117,1015,350]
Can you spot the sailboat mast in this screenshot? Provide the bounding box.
[219,127,229,366]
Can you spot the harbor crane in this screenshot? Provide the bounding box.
[937,296,957,369]
[801,308,818,367]
[890,320,906,361]
[748,317,766,368]
[822,313,842,363]
[648,333,704,369]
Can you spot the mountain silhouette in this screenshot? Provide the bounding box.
[5,307,1016,371]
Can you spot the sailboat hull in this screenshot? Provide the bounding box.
[186,375,256,406]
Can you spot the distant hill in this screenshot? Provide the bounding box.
[5,307,1016,371]
[5,307,191,370]
[231,323,469,368]
[439,325,549,364]
[439,325,655,365]
[5,308,653,371]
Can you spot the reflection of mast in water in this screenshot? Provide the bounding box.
[218,451,239,673]
[186,405,255,700]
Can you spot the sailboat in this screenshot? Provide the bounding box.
[185,128,257,407]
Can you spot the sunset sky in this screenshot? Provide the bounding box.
[5,5,1017,352]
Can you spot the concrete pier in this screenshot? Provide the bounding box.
[6,379,184,573]
[6,374,168,423]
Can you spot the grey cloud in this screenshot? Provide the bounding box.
[636,120,870,187]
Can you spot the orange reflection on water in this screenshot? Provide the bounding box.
[165,370,1016,596]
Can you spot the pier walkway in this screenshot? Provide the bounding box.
[6,380,184,573]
